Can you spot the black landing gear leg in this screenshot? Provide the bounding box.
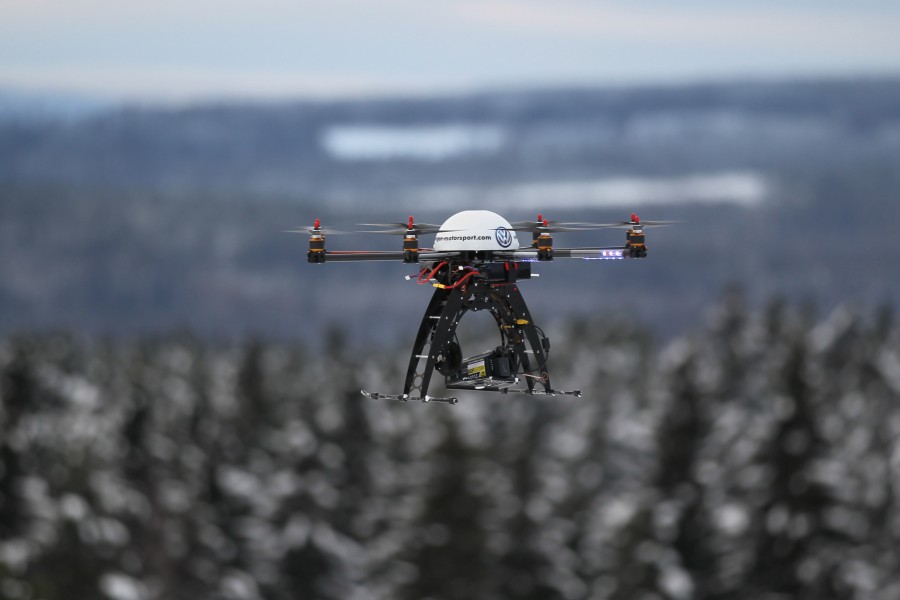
[361,284,581,404]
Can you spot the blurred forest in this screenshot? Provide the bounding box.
[2,297,899,600]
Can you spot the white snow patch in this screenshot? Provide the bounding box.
[0,541,32,572]
[715,503,749,535]
[100,573,148,600]
[59,493,89,520]
[220,570,261,600]
[660,565,694,600]
[603,498,638,529]
[323,123,506,161]
[415,171,768,209]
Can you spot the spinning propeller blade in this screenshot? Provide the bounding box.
[509,223,617,233]
[512,213,680,232]
[286,218,351,235]
[357,215,446,235]
[356,226,446,235]
[593,219,681,229]
[510,213,631,234]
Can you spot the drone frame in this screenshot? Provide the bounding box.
[301,212,675,404]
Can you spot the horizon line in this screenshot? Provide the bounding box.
[2,69,900,110]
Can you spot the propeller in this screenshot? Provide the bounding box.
[510,223,616,233]
[509,213,633,234]
[357,215,447,236]
[285,218,350,235]
[595,213,682,229]
[512,213,680,232]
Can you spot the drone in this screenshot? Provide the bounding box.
[297,210,674,404]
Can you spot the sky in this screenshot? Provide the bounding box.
[2,0,900,103]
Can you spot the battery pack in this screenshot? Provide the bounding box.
[448,347,516,386]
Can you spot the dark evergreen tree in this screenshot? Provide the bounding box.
[606,499,664,600]
[655,349,719,600]
[23,520,108,600]
[490,400,566,600]
[397,412,493,600]
[0,340,34,542]
[604,343,717,600]
[281,536,348,600]
[236,340,268,446]
[743,335,837,599]
[166,339,230,599]
[0,340,39,600]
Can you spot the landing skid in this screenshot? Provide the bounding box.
[361,390,459,405]
[448,385,583,398]
[510,388,582,397]
[361,387,582,405]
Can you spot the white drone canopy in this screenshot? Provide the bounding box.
[433,210,520,252]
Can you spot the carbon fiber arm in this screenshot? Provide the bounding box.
[314,250,462,262]
[497,247,631,261]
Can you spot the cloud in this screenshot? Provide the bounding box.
[454,0,900,48]
[0,64,471,102]
[2,0,900,101]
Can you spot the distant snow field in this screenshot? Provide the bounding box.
[322,123,506,160]
[321,121,768,208]
[414,171,769,209]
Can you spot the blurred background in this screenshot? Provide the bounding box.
[2,1,900,599]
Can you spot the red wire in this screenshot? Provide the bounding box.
[443,270,479,289]
[417,261,448,284]
[416,262,479,289]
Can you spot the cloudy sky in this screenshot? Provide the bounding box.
[2,0,900,102]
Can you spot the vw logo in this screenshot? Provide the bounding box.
[495,226,513,248]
